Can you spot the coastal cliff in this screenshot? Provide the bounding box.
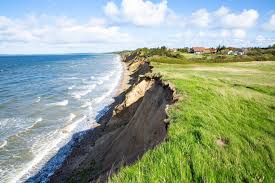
[48,54,176,182]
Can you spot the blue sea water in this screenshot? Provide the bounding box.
[0,54,122,182]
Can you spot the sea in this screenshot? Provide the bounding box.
[0,53,122,183]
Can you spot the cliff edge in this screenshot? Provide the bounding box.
[48,55,176,183]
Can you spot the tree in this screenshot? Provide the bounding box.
[216,45,226,53]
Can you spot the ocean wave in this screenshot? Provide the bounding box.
[0,140,7,149]
[13,130,64,183]
[62,115,87,134]
[81,101,92,108]
[5,117,44,139]
[25,117,43,131]
[103,71,115,80]
[0,117,43,149]
[71,84,96,99]
[35,97,41,103]
[68,85,75,90]
[61,77,79,80]
[72,94,81,100]
[96,80,104,85]
[14,114,89,182]
[48,100,69,107]
[68,113,76,121]
[91,72,114,86]
[0,117,32,136]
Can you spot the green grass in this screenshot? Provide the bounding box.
[148,56,188,64]
[179,52,204,59]
[147,52,275,64]
[111,61,275,183]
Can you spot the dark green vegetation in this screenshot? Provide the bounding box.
[111,56,275,182]
[123,45,275,64]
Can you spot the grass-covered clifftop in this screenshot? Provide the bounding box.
[111,51,275,182]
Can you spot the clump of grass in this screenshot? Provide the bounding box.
[110,61,275,182]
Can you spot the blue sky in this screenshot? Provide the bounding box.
[0,0,274,54]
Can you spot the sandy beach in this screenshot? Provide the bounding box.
[115,60,131,95]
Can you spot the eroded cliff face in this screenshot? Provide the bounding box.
[49,58,176,183]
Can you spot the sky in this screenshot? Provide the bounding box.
[0,0,275,54]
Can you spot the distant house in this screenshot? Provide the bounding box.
[227,50,234,55]
[209,48,217,54]
[190,47,216,54]
[190,47,205,54]
[241,48,249,54]
[227,49,244,55]
[204,48,217,54]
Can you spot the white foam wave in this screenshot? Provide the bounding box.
[68,85,75,90]
[36,117,43,123]
[72,94,81,99]
[13,114,88,183]
[62,115,87,134]
[0,117,33,137]
[0,140,7,149]
[71,84,96,99]
[92,73,112,86]
[26,118,43,130]
[68,113,76,121]
[81,101,92,108]
[96,80,104,85]
[35,97,41,103]
[94,72,122,104]
[48,100,68,107]
[62,77,79,80]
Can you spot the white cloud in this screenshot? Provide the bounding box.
[103,0,168,26]
[215,6,230,17]
[168,28,261,48]
[264,14,275,31]
[169,6,258,30]
[165,10,185,27]
[104,1,120,17]
[220,29,231,38]
[191,9,211,28]
[55,16,77,28]
[0,16,13,28]
[0,15,133,53]
[220,9,259,28]
[255,35,275,45]
[232,29,246,39]
[256,35,266,42]
[102,3,259,30]
[89,17,106,26]
[121,0,168,26]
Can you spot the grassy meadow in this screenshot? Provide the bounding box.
[111,61,275,182]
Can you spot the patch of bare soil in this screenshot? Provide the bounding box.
[216,138,229,147]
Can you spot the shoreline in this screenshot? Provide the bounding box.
[115,57,131,96]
